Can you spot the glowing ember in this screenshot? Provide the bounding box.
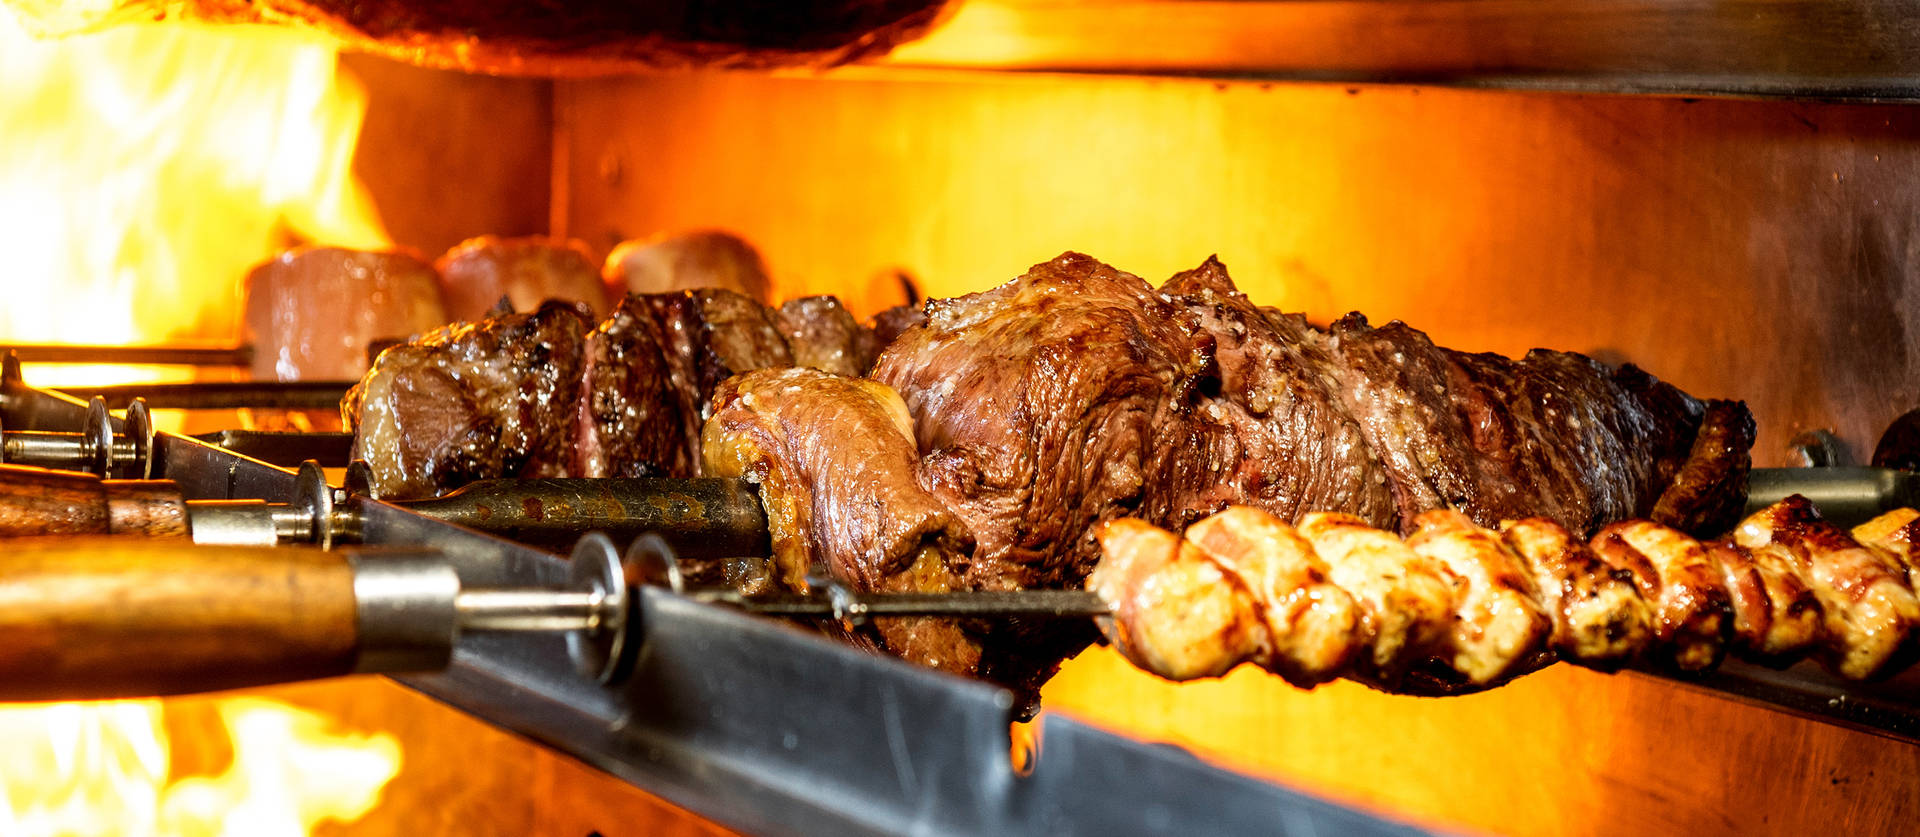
[0,10,390,387]
[0,698,401,837]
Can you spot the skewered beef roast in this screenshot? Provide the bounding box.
[344,249,1756,707]
[245,247,448,382]
[436,235,611,321]
[349,286,891,497]
[703,367,981,673]
[344,300,591,499]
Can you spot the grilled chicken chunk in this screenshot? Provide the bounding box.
[1403,510,1552,685]
[1089,518,1267,681]
[1499,517,1651,669]
[1701,539,1821,663]
[1854,508,1920,587]
[1735,497,1920,680]
[1589,521,1729,672]
[1297,511,1452,679]
[1182,507,1360,687]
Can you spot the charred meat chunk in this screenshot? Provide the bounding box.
[573,294,695,479]
[776,295,877,377]
[1152,256,1398,530]
[702,367,980,674]
[245,247,447,382]
[343,301,589,499]
[436,235,610,322]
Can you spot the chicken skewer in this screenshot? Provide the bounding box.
[1089,496,1920,693]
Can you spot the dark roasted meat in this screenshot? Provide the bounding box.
[776,295,876,377]
[873,252,1210,593]
[436,236,610,322]
[1153,257,1398,530]
[343,301,589,499]
[866,303,926,350]
[573,295,695,479]
[605,231,773,302]
[648,288,795,429]
[245,247,447,381]
[703,367,980,673]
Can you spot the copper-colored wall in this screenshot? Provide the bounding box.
[554,70,1920,834]
[344,54,552,257]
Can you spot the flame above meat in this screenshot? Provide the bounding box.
[0,10,387,386]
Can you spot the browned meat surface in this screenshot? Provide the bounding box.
[648,289,794,433]
[873,252,1210,593]
[702,368,980,673]
[605,231,773,302]
[1589,520,1729,672]
[1089,518,1268,681]
[1702,539,1820,663]
[866,303,927,350]
[776,295,876,376]
[1735,496,1920,679]
[343,301,589,499]
[573,295,694,479]
[245,247,447,382]
[436,236,610,322]
[1181,507,1360,686]
[1499,517,1650,669]
[1297,512,1452,681]
[1855,508,1920,586]
[1090,498,1920,691]
[1316,310,1749,539]
[1153,257,1397,530]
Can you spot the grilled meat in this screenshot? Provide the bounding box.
[573,294,695,479]
[436,235,610,321]
[352,282,892,495]
[1091,496,1920,691]
[245,247,447,382]
[604,230,773,302]
[1087,518,1269,682]
[1498,517,1651,669]
[703,367,979,672]
[1152,257,1398,531]
[1734,496,1920,680]
[343,301,590,499]
[776,295,877,377]
[872,252,1211,593]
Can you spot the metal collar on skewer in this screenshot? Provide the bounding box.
[568,533,636,685]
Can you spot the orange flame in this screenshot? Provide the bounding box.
[0,11,403,833]
[0,10,390,388]
[0,698,401,837]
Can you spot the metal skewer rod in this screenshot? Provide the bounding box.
[0,344,254,366]
[687,589,1112,620]
[59,380,355,411]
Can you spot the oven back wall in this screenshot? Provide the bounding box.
[556,70,1920,835]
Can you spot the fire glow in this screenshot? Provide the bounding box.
[0,10,389,386]
[0,10,403,833]
[0,697,401,836]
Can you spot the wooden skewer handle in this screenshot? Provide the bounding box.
[0,538,363,700]
[0,464,188,538]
